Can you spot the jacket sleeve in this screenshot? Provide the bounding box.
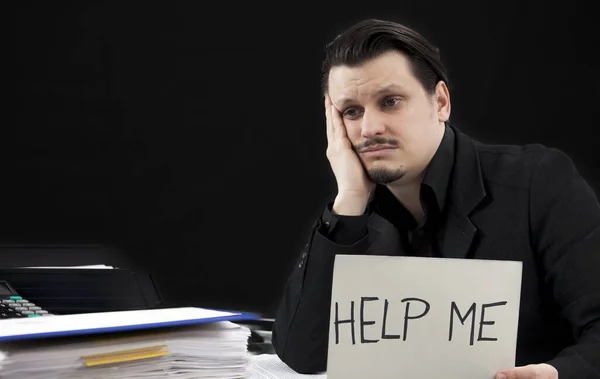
[530,149,600,379]
[271,203,369,374]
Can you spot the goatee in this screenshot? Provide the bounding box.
[366,167,405,184]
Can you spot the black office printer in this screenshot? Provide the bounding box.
[0,244,163,315]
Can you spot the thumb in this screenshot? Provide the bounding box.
[496,371,518,379]
[495,364,539,379]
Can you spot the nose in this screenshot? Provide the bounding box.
[360,109,386,138]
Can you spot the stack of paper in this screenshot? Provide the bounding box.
[250,354,327,379]
[0,350,6,371]
[0,307,258,379]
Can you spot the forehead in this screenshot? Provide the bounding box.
[328,51,421,105]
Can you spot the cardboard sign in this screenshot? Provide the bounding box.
[327,255,522,379]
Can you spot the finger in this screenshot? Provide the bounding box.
[324,94,334,143]
[329,99,348,139]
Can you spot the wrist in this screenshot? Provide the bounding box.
[332,192,370,216]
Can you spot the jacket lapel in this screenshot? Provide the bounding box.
[442,126,487,259]
[442,206,478,258]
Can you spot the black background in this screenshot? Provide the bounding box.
[8,1,598,316]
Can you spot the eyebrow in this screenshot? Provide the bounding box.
[335,84,406,109]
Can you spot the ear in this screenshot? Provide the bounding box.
[434,81,451,122]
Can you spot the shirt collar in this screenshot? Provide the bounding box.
[421,124,455,213]
[369,124,456,220]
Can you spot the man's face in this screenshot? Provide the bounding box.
[327,51,451,185]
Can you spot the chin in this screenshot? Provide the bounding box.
[366,166,406,185]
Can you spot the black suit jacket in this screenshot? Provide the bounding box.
[272,126,600,379]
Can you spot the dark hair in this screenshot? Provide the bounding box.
[321,19,449,97]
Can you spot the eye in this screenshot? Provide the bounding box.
[382,97,401,107]
[342,107,362,119]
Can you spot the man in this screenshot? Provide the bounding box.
[271,18,600,379]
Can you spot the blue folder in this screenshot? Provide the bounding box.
[0,306,261,342]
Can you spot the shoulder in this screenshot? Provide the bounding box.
[471,139,578,190]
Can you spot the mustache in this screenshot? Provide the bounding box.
[353,137,400,152]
